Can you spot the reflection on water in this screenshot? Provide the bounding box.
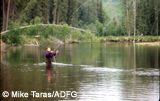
[45,62,53,83]
[1,43,159,101]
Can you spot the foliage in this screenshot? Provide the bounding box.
[8,21,20,30]
[2,29,21,45]
[104,36,160,42]
[30,16,42,24]
[123,0,159,36]
[2,0,159,42]
[2,24,97,45]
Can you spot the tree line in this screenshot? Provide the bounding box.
[1,0,159,36]
[123,0,159,36]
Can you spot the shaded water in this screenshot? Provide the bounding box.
[1,43,159,101]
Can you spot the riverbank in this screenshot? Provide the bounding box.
[1,24,96,45]
[1,35,159,47]
[101,36,160,43]
[136,41,160,46]
[1,24,160,46]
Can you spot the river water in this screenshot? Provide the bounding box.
[1,43,159,101]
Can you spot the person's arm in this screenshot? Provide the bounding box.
[51,50,59,62]
[51,50,59,56]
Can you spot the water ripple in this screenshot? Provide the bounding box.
[82,67,123,72]
[132,68,159,76]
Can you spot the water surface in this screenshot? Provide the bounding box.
[1,43,159,101]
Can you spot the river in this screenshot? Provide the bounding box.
[1,43,159,101]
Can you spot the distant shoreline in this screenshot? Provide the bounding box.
[1,35,160,51]
[135,41,160,46]
[101,36,160,43]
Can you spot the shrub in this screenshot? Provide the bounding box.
[2,24,97,45]
[4,29,21,45]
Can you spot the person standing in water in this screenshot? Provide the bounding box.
[45,47,59,64]
[44,47,58,84]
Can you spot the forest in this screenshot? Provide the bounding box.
[1,0,160,44]
[1,1,160,101]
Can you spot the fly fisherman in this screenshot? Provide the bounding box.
[45,47,59,64]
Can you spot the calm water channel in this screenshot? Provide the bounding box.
[1,43,159,101]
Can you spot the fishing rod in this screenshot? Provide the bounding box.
[52,40,64,62]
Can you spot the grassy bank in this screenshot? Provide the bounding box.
[1,24,160,46]
[1,24,97,45]
[100,36,160,43]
